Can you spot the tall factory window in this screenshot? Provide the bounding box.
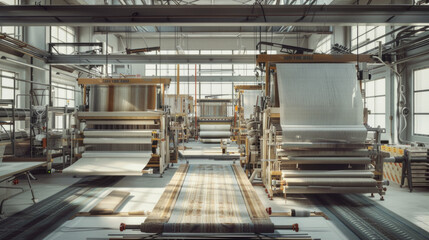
[0,70,19,131]
[0,0,21,40]
[52,83,75,107]
[414,67,429,135]
[233,64,256,76]
[146,64,258,77]
[51,26,76,54]
[0,0,18,4]
[145,64,157,76]
[0,70,18,100]
[315,36,332,53]
[365,78,386,128]
[200,64,233,76]
[0,26,21,40]
[351,26,385,53]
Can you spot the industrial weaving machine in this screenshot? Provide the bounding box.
[256,54,388,200]
[197,98,233,143]
[63,77,171,176]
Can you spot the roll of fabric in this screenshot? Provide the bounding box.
[199,131,230,138]
[285,178,377,187]
[285,156,371,164]
[200,124,230,131]
[200,138,223,143]
[83,138,151,144]
[82,151,151,158]
[83,130,152,137]
[282,170,374,178]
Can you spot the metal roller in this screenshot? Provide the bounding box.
[199,131,230,138]
[284,156,371,164]
[200,124,230,131]
[279,149,370,157]
[284,178,377,187]
[282,170,374,178]
[283,186,379,194]
[82,151,152,158]
[200,138,225,143]
[83,130,153,137]
[83,138,152,144]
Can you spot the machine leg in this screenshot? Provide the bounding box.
[25,172,38,203]
[400,160,407,188]
[407,161,413,192]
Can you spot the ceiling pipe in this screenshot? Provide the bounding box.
[0,56,49,71]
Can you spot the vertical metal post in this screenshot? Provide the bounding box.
[62,106,67,169]
[46,105,50,172]
[194,64,197,139]
[12,76,16,156]
[30,57,34,158]
[49,65,52,107]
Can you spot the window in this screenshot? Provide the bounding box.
[0,70,19,131]
[316,36,332,54]
[0,0,21,40]
[365,78,386,128]
[0,26,21,40]
[107,45,113,75]
[233,64,256,76]
[146,64,253,77]
[0,70,18,100]
[0,0,18,4]
[51,26,76,54]
[52,83,75,108]
[414,67,429,135]
[351,26,385,54]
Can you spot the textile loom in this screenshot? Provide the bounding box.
[197,99,232,143]
[63,78,171,176]
[255,55,388,199]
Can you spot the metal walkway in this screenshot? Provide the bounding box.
[0,176,123,240]
[310,194,429,240]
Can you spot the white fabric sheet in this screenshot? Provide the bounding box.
[276,63,367,143]
[242,90,262,119]
[63,151,152,176]
[83,138,151,144]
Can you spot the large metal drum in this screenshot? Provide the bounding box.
[89,85,157,111]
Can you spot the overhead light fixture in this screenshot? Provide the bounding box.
[56,71,78,79]
[1,56,50,71]
[72,65,102,77]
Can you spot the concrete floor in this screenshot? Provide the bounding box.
[1,142,429,239]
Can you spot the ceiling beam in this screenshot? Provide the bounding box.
[47,54,257,64]
[0,5,428,26]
